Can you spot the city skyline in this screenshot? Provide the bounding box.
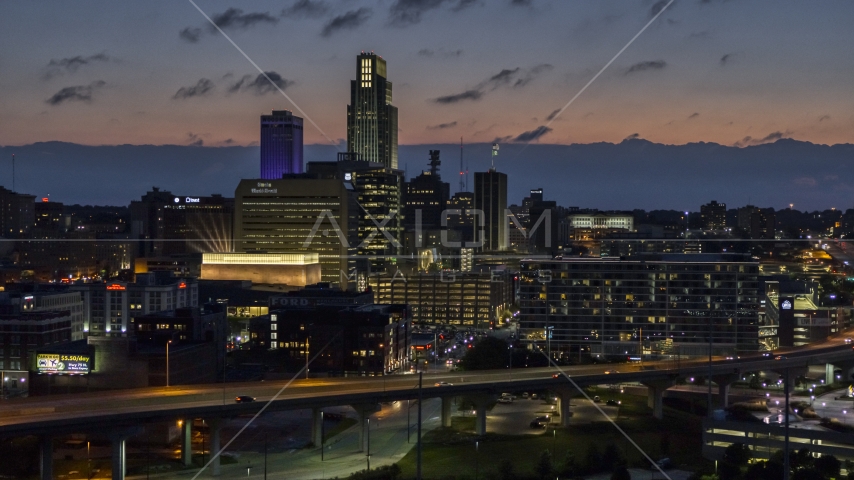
[2,1,854,148]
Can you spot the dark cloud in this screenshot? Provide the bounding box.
[688,112,700,119]
[452,0,479,11]
[818,115,831,122]
[624,133,640,141]
[510,0,533,6]
[321,8,372,37]
[173,78,215,100]
[44,53,112,79]
[720,53,735,65]
[389,0,446,26]
[228,72,293,95]
[492,135,513,143]
[282,0,329,18]
[187,133,204,147]
[389,0,480,26]
[625,60,667,75]
[545,109,561,122]
[434,89,483,104]
[418,48,463,58]
[514,126,552,142]
[734,131,790,147]
[513,63,552,88]
[45,80,106,106]
[433,65,549,104]
[210,8,278,31]
[427,121,458,130]
[650,0,670,17]
[487,68,521,89]
[180,8,278,43]
[179,27,202,43]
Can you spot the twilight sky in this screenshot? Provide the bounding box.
[1,0,853,148]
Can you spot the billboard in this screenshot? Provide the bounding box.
[36,353,91,374]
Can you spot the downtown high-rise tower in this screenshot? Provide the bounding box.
[347,53,398,169]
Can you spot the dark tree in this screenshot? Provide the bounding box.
[534,449,553,480]
[497,458,518,480]
[791,468,826,480]
[583,444,602,474]
[611,465,631,480]
[814,454,841,479]
[717,460,742,480]
[459,337,510,370]
[601,443,625,472]
[659,434,671,456]
[722,442,752,467]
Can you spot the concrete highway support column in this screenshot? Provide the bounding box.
[311,408,323,447]
[642,380,672,420]
[441,396,453,428]
[352,404,380,452]
[39,435,53,480]
[208,417,222,476]
[712,374,740,409]
[558,391,572,427]
[472,395,491,436]
[181,418,193,466]
[826,363,835,385]
[109,427,142,480]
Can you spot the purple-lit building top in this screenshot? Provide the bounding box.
[260,110,304,179]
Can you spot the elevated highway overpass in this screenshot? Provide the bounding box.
[2,339,853,479]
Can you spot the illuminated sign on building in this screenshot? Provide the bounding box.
[106,284,126,291]
[185,197,200,203]
[178,282,187,289]
[36,354,91,374]
[781,300,793,310]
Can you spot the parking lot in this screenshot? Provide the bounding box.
[482,391,622,435]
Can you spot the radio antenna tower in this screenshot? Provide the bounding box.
[459,137,465,193]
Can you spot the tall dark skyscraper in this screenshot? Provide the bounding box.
[403,150,450,230]
[260,110,304,179]
[347,53,398,170]
[474,168,508,251]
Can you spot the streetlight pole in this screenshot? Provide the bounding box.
[475,440,479,480]
[321,411,325,461]
[417,372,423,480]
[166,340,171,387]
[366,418,371,471]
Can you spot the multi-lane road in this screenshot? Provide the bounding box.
[2,334,853,436]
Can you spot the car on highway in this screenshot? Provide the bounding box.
[846,338,853,344]
[593,396,601,402]
[235,395,256,403]
[775,355,787,360]
[434,381,453,387]
[552,372,568,379]
[497,396,513,404]
[604,370,619,374]
[606,399,621,406]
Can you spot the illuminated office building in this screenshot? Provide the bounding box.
[347,53,398,169]
[233,177,357,285]
[260,110,304,179]
[130,188,233,256]
[519,254,759,359]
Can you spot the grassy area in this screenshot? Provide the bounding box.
[396,394,712,479]
[323,417,358,443]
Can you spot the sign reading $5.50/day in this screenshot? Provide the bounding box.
[36,353,91,374]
